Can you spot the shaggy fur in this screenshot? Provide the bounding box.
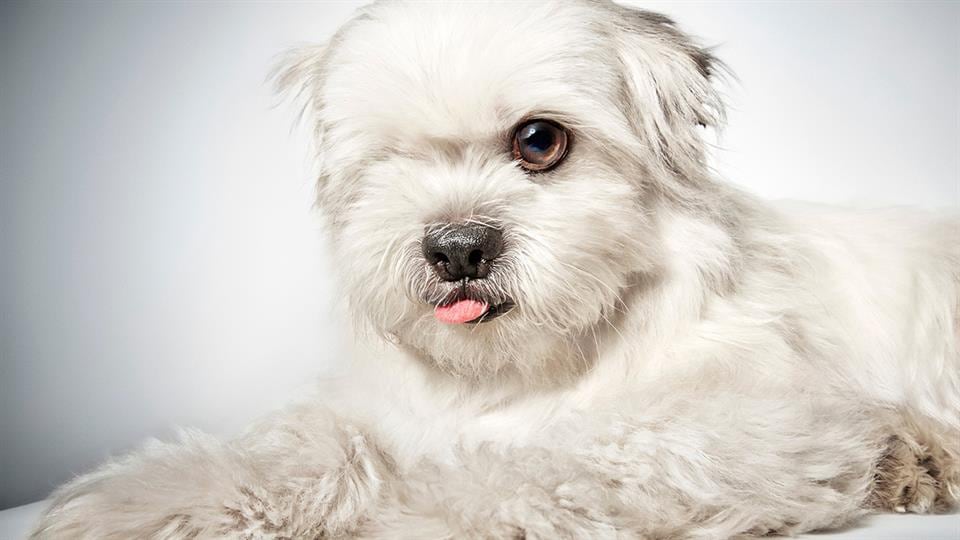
[32,1,959,538]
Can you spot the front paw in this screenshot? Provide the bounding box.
[30,433,255,539]
[31,480,204,539]
[31,425,392,539]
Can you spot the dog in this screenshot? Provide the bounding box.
[31,1,960,538]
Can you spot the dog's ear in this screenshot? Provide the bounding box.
[271,43,330,145]
[607,5,725,182]
[271,44,338,209]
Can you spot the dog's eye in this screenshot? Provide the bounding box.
[512,120,568,172]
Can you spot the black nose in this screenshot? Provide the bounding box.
[422,223,504,281]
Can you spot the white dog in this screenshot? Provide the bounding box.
[32,1,959,538]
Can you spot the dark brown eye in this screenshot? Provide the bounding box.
[512,119,568,172]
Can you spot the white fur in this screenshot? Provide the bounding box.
[32,1,960,538]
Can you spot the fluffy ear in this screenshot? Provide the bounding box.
[271,43,340,209]
[606,5,725,183]
[270,43,330,141]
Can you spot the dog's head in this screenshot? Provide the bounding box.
[277,0,723,380]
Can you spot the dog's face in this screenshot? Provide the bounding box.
[280,0,721,379]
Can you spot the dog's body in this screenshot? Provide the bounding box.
[33,1,959,538]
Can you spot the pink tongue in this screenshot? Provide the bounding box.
[434,299,489,324]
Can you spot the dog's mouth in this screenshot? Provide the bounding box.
[433,287,515,324]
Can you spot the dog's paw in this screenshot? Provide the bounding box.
[30,486,205,540]
[31,477,294,540]
[28,435,260,539]
[870,434,958,514]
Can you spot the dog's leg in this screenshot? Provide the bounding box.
[392,394,886,539]
[30,403,392,539]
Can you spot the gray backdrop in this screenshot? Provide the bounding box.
[1,1,958,510]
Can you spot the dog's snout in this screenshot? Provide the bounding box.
[423,224,503,281]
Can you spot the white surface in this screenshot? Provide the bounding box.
[2,0,958,510]
[0,502,45,540]
[803,513,960,539]
[0,501,956,540]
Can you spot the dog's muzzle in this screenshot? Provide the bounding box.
[422,223,514,324]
